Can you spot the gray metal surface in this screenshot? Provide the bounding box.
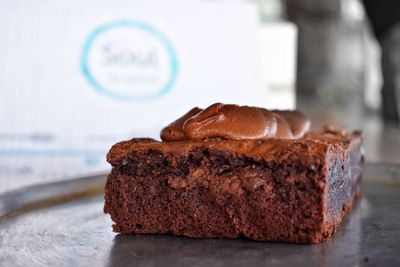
[1,163,400,267]
[0,173,106,217]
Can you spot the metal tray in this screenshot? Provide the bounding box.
[1,163,400,267]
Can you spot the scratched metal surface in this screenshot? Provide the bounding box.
[0,163,400,267]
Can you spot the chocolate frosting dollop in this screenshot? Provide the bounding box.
[160,103,310,141]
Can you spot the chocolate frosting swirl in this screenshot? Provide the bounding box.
[160,103,310,141]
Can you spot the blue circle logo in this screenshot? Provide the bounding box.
[81,20,179,101]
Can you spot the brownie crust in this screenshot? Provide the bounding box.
[104,131,363,244]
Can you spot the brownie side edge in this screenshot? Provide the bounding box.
[322,135,363,238]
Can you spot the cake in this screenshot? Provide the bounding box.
[104,103,363,244]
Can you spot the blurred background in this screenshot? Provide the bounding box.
[0,0,399,193]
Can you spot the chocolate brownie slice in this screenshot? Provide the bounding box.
[104,104,363,243]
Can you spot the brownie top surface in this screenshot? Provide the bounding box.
[107,130,362,165]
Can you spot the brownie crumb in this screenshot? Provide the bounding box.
[363,256,371,263]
